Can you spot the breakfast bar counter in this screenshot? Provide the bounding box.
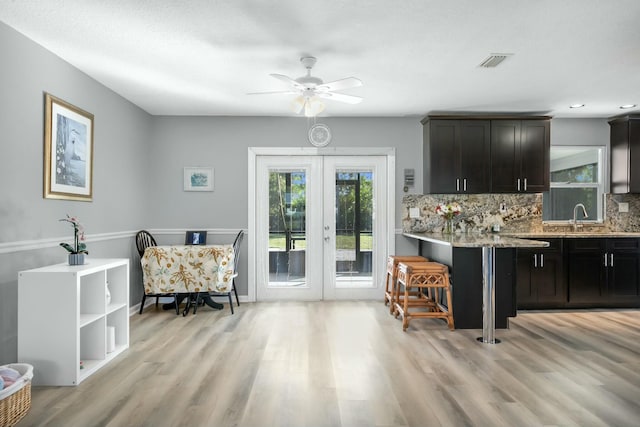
[403,232,549,342]
[403,232,550,249]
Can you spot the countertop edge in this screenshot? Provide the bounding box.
[403,232,550,248]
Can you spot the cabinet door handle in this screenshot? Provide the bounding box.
[610,253,614,267]
[533,254,537,268]
[540,253,544,268]
[456,178,460,192]
[463,178,467,192]
[524,178,527,191]
[517,178,521,191]
[604,253,608,267]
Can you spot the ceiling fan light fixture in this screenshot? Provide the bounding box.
[304,96,325,117]
[291,95,306,114]
[620,104,637,109]
[291,95,324,117]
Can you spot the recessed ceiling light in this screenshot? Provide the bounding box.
[620,104,637,109]
[569,104,585,109]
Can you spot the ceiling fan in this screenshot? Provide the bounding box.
[248,56,363,117]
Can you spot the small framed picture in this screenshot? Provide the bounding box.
[43,93,94,201]
[185,231,207,245]
[184,167,213,191]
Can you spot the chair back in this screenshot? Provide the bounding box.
[232,230,244,273]
[135,230,157,258]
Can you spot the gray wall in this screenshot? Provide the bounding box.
[148,116,422,228]
[0,20,616,365]
[551,118,609,147]
[0,21,152,364]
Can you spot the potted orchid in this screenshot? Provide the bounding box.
[59,214,88,265]
[435,202,462,233]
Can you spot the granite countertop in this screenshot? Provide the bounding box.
[503,231,640,238]
[403,232,550,248]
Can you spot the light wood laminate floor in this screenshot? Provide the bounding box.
[21,302,640,427]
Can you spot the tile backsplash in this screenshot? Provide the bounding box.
[402,193,640,234]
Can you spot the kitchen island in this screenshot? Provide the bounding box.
[403,232,549,342]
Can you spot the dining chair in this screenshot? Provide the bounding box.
[208,230,243,314]
[229,230,244,308]
[135,230,178,315]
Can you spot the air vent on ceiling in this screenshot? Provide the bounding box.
[478,53,513,68]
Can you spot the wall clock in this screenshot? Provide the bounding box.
[308,123,332,147]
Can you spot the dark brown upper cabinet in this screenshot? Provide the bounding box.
[610,115,640,193]
[422,116,550,194]
[423,119,491,194]
[490,119,550,193]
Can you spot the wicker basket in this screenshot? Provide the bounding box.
[0,364,33,427]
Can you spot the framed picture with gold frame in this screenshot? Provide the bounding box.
[44,93,94,201]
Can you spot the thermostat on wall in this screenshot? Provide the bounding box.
[308,123,332,147]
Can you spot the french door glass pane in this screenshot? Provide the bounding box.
[268,170,307,287]
[335,170,374,288]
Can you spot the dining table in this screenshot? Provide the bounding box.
[141,244,235,315]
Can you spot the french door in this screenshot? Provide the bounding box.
[253,152,390,300]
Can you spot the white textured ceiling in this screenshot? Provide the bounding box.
[2,0,640,118]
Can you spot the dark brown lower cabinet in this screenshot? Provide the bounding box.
[516,239,565,308]
[515,237,640,309]
[567,239,605,303]
[567,238,640,306]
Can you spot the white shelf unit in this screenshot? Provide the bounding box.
[18,258,129,386]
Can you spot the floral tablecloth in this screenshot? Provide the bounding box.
[141,245,235,294]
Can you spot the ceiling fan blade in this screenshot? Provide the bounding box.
[247,90,298,95]
[270,73,304,90]
[316,92,363,104]
[316,77,363,92]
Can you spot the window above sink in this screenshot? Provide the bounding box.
[542,146,605,223]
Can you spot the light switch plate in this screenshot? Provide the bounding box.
[619,202,629,213]
[409,207,420,218]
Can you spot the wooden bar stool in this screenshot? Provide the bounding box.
[384,255,428,314]
[394,261,454,331]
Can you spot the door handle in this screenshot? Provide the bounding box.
[463,178,467,192]
[456,178,460,192]
[533,254,537,268]
[604,253,608,267]
[517,178,521,191]
[540,253,544,268]
[610,253,614,267]
[523,178,527,191]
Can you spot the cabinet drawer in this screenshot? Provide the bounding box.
[568,238,605,252]
[609,238,640,251]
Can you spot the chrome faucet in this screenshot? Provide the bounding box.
[572,203,588,231]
